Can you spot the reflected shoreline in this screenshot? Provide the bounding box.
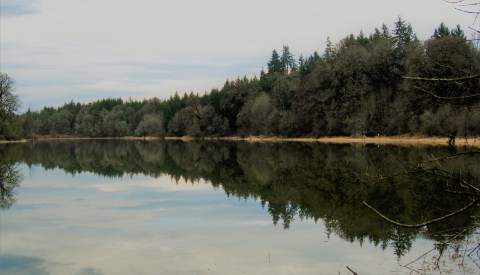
[4,134,479,147]
[1,140,480,261]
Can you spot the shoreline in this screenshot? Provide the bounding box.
[0,139,30,144]
[2,135,478,147]
[211,136,480,147]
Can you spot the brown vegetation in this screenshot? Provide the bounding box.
[6,135,479,147]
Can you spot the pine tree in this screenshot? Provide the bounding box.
[281,45,296,73]
[433,22,450,38]
[451,25,465,39]
[324,37,334,60]
[393,17,416,48]
[267,49,283,74]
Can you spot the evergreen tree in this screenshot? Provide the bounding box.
[324,37,335,60]
[281,45,297,73]
[393,17,416,48]
[433,22,450,38]
[451,25,465,38]
[381,24,390,38]
[267,49,283,74]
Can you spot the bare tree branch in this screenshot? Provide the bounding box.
[421,151,480,163]
[445,0,480,40]
[446,0,466,3]
[363,197,480,228]
[430,61,475,76]
[443,0,467,4]
[414,167,480,194]
[412,85,480,100]
[446,189,480,197]
[461,2,480,6]
[346,266,358,275]
[404,74,480,82]
[469,26,480,34]
[455,7,480,14]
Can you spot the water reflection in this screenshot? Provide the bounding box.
[1,140,479,272]
[0,162,21,209]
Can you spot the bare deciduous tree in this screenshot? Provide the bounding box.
[0,73,21,138]
[444,0,480,39]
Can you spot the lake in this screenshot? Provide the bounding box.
[0,140,479,274]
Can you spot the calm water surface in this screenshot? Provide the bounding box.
[0,141,479,274]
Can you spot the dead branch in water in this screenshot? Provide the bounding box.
[363,197,480,228]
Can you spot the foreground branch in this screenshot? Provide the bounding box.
[421,151,480,164]
[404,74,480,82]
[412,85,480,100]
[363,197,480,228]
[422,167,480,194]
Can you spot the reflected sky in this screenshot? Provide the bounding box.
[0,163,430,274]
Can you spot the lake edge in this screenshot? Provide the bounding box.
[4,135,479,148]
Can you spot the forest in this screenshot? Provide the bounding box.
[1,18,480,140]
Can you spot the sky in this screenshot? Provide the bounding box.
[1,0,478,112]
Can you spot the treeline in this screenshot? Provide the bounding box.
[9,18,480,139]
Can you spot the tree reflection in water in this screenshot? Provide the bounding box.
[1,140,480,271]
[0,162,21,209]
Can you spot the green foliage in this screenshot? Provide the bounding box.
[280,45,297,73]
[267,49,283,74]
[298,52,320,76]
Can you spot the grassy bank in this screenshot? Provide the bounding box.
[0,139,29,144]
[2,135,479,148]
[173,135,480,147]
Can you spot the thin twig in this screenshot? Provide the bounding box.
[443,0,465,4]
[446,189,480,197]
[455,7,480,14]
[404,247,437,267]
[468,26,480,34]
[463,238,469,265]
[468,243,480,257]
[420,151,480,164]
[346,266,357,275]
[430,61,474,76]
[461,3,480,7]
[422,168,480,194]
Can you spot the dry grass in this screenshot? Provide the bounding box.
[0,139,29,144]
[3,135,479,147]
[317,136,479,147]
[202,135,480,147]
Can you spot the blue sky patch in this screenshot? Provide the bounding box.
[0,0,38,18]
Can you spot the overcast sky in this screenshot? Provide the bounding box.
[1,0,478,111]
